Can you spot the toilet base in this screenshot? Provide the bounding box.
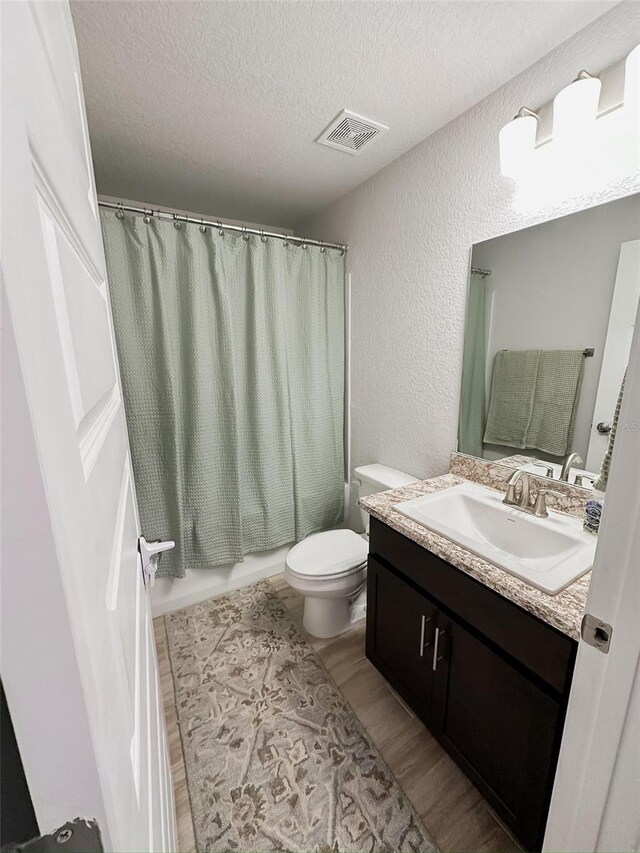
[350,586,367,625]
[302,587,367,639]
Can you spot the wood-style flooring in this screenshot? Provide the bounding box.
[153,575,522,853]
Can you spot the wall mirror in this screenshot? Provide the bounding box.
[458,194,640,490]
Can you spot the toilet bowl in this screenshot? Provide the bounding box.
[285,464,418,639]
[285,530,368,639]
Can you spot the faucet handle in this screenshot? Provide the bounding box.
[574,473,595,488]
[531,459,555,478]
[533,488,564,518]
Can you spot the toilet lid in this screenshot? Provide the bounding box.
[286,530,369,578]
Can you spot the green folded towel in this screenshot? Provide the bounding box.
[484,349,584,456]
[483,350,541,448]
[526,350,584,456]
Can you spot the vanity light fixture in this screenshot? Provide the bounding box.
[500,44,640,182]
[498,107,539,179]
[553,70,601,143]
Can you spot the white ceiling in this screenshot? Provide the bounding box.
[71,1,614,229]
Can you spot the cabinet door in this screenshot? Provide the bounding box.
[431,613,560,850]
[366,557,437,719]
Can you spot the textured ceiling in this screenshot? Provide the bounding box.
[71,0,614,228]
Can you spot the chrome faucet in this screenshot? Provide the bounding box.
[503,470,531,509]
[503,470,562,518]
[560,451,583,482]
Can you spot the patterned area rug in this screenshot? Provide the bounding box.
[165,580,437,852]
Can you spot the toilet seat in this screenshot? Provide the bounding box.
[286,530,368,580]
[286,561,367,583]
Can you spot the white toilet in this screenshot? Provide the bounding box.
[285,464,418,638]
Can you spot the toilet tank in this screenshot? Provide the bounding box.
[354,464,418,533]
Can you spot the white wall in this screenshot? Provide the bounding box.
[301,3,640,503]
[472,194,640,462]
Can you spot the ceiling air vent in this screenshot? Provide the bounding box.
[316,109,389,156]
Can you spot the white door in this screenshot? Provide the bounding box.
[1,2,175,851]
[544,299,640,850]
[585,239,640,472]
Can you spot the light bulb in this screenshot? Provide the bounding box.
[624,45,640,169]
[625,44,640,107]
[499,111,538,178]
[553,72,601,143]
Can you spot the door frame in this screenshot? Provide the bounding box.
[544,296,640,851]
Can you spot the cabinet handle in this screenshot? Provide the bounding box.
[432,627,447,671]
[419,614,432,657]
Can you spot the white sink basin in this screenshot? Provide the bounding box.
[394,481,595,594]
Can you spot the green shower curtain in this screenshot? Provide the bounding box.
[458,279,487,457]
[101,210,345,578]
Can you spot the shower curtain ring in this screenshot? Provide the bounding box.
[173,213,182,230]
[199,218,207,233]
[301,237,307,250]
[116,202,124,220]
[340,245,346,256]
[143,208,152,224]
[217,221,224,237]
[260,229,267,243]
[242,226,249,241]
[319,240,326,253]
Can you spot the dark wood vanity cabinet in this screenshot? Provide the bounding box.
[366,518,578,852]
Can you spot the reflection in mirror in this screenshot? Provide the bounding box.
[458,194,640,491]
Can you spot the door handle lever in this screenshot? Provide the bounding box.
[138,536,175,587]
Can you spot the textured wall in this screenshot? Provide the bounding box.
[301,3,640,496]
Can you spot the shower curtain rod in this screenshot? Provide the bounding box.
[99,200,348,253]
[471,266,492,277]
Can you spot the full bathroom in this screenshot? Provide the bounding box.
[2,3,640,853]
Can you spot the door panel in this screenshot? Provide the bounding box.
[432,613,560,849]
[366,557,437,718]
[1,2,175,850]
[35,173,121,479]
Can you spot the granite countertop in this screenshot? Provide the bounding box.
[359,473,590,641]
